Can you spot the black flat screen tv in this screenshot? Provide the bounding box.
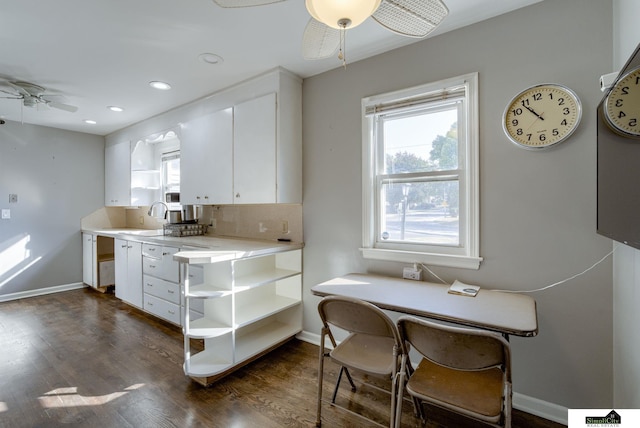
[597,43,640,249]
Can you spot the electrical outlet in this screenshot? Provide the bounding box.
[403,267,422,281]
[281,220,289,234]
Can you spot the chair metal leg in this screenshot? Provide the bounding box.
[316,330,327,427]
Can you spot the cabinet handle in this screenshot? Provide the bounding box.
[162,252,169,256]
[204,196,209,200]
[196,196,201,200]
[168,310,175,315]
[147,302,153,306]
[168,290,174,294]
[149,264,156,269]
[235,193,240,198]
[146,283,153,287]
[121,244,127,248]
[128,245,132,249]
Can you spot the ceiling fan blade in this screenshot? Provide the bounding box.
[372,0,448,38]
[10,81,45,97]
[212,0,286,7]
[46,100,78,113]
[302,18,340,60]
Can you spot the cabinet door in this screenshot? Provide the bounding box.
[105,141,131,206]
[233,93,277,203]
[82,233,96,286]
[126,241,143,308]
[180,108,233,205]
[115,239,143,308]
[114,239,128,300]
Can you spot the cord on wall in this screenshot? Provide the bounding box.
[417,247,615,293]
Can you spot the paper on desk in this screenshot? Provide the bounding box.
[448,280,480,297]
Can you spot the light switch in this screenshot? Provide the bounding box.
[1,209,10,219]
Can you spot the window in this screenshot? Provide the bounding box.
[161,150,181,210]
[361,73,481,269]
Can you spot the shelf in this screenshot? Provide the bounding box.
[235,296,300,328]
[184,349,232,378]
[186,283,231,299]
[235,320,301,363]
[233,268,300,291]
[186,318,232,339]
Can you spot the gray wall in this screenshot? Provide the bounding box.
[302,0,613,410]
[0,120,104,296]
[612,0,640,408]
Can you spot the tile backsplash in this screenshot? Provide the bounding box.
[83,203,303,243]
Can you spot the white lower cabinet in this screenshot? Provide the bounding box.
[114,239,142,308]
[142,243,181,325]
[179,249,302,385]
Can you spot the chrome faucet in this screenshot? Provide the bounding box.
[148,201,169,219]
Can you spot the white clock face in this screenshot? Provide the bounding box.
[503,84,582,150]
[604,67,640,138]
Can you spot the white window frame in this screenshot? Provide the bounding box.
[361,73,482,270]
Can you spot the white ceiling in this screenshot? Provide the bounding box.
[0,0,541,136]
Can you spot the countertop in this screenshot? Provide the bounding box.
[82,227,303,261]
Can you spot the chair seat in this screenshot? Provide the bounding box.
[406,357,504,422]
[330,333,397,376]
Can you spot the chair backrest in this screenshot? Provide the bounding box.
[318,295,402,343]
[397,316,511,379]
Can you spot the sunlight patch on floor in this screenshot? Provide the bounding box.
[37,384,146,408]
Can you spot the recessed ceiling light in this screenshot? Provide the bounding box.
[199,53,224,65]
[108,106,124,112]
[84,119,97,125]
[149,81,171,90]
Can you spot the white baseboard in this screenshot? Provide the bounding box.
[295,330,569,426]
[0,282,86,303]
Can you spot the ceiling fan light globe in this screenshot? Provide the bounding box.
[305,0,381,29]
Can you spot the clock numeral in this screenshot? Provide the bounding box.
[561,119,568,126]
[516,128,523,136]
[553,129,559,136]
[621,86,630,95]
[521,99,530,107]
[512,108,523,116]
[533,93,542,101]
[615,98,624,108]
[563,107,570,115]
[526,133,532,141]
[618,111,627,119]
[630,118,637,127]
[539,134,546,142]
[558,97,565,106]
[511,119,519,126]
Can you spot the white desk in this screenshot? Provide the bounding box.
[311,273,538,337]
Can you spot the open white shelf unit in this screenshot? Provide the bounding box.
[179,249,302,385]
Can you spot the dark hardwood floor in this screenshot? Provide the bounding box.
[0,288,566,428]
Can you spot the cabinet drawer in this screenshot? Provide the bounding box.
[143,256,163,277]
[143,275,180,304]
[161,247,179,283]
[142,243,162,259]
[144,294,181,325]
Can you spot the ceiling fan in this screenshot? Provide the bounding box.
[0,80,78,113]
[212,0,448,65]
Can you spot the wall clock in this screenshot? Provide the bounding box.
[604,66,640,138]
[503,83,582,150]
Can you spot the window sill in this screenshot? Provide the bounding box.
[360,247,483,270]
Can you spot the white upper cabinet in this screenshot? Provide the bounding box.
[180,108,233,205]
[233,93,276,204]
[105,141,131,206]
